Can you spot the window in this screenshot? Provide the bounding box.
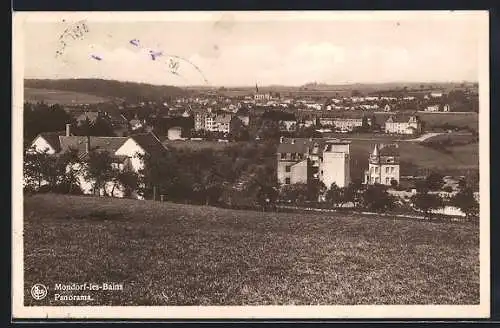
[285,165,291,172]
[386,177,390,185]
[281,153,286,159]
[390,167,395,174]
[375,166,379,173]
[385,167,390,174]
[285,177,291,184]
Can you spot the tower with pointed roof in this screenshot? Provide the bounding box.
[364,143,400,186]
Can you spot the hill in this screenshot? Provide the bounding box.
[24,79,189,103]
[24,88,113,105]
[24,194,478,306]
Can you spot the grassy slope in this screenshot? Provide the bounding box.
[348,140,478,173]
[24,194,479,306]
[24,88,112,105]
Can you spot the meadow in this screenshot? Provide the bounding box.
[24,88,112,105]
[322,111,479,130]
[24,194,479,306]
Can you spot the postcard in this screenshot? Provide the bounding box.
[12,10,490,319]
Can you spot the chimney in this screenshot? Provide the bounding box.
[66,123,71,136]
[86,135,91,153]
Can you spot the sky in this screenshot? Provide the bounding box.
[21,11,487,87]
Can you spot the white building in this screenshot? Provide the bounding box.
[364,144,400,186]
[319,140,351,188]
[385,115,422,135]
[28,126,168,199]
[276,138,350,189]
[425,104,440,112]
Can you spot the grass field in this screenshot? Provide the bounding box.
[24,88,112,105]
[162,140,238,151]
[24,194,479,306]
[317,111,479,130]
[418,112,479,130]
[345,139,478,176]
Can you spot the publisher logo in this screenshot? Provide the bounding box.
[31,283,48,300]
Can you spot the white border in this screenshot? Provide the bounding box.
[12,10,490,319]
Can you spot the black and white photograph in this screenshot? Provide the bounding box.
[12,11,490,319]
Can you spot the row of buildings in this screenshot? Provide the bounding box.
[193,109,249,134]
[279,115,422,135]
[277,137,400,189]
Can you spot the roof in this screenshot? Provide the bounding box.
[128,132,168,156]
[59,136,128,154]
[386,115,420,124]
[277,138,328,154]
[378,144,400,156]
[215,114,233,124]
[36,131,66,152]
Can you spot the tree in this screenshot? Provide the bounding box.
[23,147,52,191]
[113,169,140,198]
[257,184,279,212]
[342,181,363,208]
[84,150,114,196]
[139,151,179,200]
[24,102,74,142]
[362,184,395,212]
[411,192,444,219]
[390,179,399,189]
[450,188,479,220]
[325,182,342,208]
[57,147,82,194]
[23,147,71,192]
[307,180,327,202]
[458,178,467,190]
[426,172,444,191]
[361,116,370,131]
[280,183,309,205]
[91,116,116,136]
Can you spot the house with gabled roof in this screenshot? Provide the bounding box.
[27,124,168,198]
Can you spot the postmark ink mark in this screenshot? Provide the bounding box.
[128,38,209,84]
[55,20,90,58]
[149,50,163,61]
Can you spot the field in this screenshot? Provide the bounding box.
[24,194,479,306]
[316,111,479,130]
[24,88,112,105]
[418,112,479,130]
[348,139,478,176]
[162,139,238,151]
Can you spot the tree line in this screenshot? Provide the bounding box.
[25,141,479,221]
[278,173,479,220]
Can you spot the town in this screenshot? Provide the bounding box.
[24,79,479,220]
[18,13,485,310]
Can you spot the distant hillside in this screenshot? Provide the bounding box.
[24,79,190,103]
[24,88,112,105]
